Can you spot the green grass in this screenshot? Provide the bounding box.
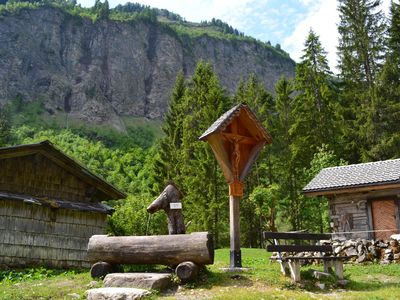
[0,268,101,299]
[1,249,399,299]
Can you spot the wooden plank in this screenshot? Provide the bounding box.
[239,140,265,181]
[276,256,350,261]
[267,245,333,252]
[263,231,331,240]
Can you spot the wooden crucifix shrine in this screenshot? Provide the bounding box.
[199,103,272,268]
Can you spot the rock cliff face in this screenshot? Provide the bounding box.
[0,7,295,128]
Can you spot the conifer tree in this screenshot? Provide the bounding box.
[337,0,387,162]
[291,30,338,166]
[372,1,400,159]
[178,62,231,246]
[153,72,187,189]
[271,76,300,230]
[286,30,340,230]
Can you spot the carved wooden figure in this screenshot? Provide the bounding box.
[147,184,186,234]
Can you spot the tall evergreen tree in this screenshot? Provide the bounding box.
[177,62,231,246]
[291,29,338,166]
[288,30,340,230]
[372,0,400,159]
[271,76,300,230]
[338,0,386,86]
[153,72,187,191]
[337,0,387,162]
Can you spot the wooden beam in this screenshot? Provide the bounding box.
[230,195,242,267]
[221,133,257,144]
[0,149,37,159]
[207,135,234,182]
[239,140,265,181]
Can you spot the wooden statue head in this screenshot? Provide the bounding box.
[147,184,186,234]
[147,184,181,213]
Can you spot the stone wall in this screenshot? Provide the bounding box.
[331,237,400,264]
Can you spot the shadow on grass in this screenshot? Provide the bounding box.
[346,279,400,292]
[182,267,254,290]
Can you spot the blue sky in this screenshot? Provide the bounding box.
[77,0,391,72]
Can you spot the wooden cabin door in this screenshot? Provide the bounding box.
[371,199,398,240]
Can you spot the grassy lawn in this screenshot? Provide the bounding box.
[1,249,399,299]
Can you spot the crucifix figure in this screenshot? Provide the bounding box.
[199,103,272,268]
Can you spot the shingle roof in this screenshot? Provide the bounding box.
[0,140,126,200]
[199,104,243,140]
[198,103,272,142]
[303,158,400,194]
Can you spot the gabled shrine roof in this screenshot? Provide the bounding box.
[198,103,272,143]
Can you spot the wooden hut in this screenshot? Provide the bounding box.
[0,141,126,268]
[303,159,400,240]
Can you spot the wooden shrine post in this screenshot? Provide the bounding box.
[199,103,272,268]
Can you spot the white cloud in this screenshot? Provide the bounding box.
[282,0,339,71]
[282,0,392,73]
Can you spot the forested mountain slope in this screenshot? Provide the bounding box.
[0,3,295,129]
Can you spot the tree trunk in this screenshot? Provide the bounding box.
[87,232,214,266]
[175,261,199,282]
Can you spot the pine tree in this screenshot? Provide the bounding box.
[271,76,300,230]
[153,72,187,190]
[178,62,231,246]
[338,0,386,86]
[287,30,340,230]
[372,1,400,159]
[291,29,338,166]
[337,0,387,162]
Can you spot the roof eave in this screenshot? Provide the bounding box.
[199,103,273,143]
[303,181,400,197]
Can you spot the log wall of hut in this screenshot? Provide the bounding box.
[0,199,106,268]
[329,188,400,240]
[0,154,92,202]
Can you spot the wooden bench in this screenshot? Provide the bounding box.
[263,231,348,282]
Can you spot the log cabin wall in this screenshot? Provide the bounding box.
[0,199,106,268]
[329,188,400,240]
